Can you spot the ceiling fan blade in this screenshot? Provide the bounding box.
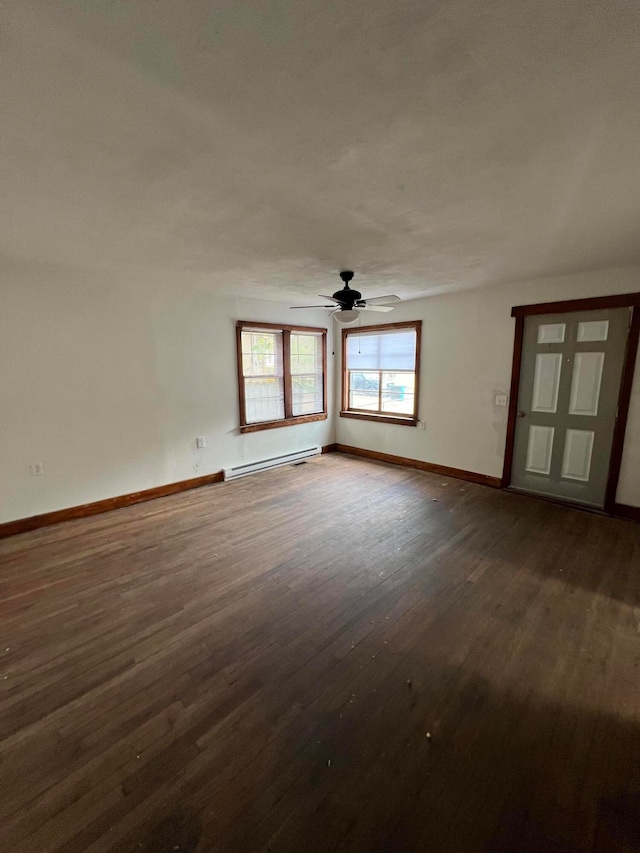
[360,304,395,312]
[361,295,401,305]
[318,294,342,303]
[290,305,336,309]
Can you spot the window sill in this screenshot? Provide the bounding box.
[340,411,418,427]
[240,413,328,434]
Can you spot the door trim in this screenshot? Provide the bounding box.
[502,315,525,491]
[502,293,640,516]
[512,292,640,317]
[604,306,640,510]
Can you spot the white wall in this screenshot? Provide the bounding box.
[336,265,640,507]
[0,276,334,523]
[2,264,638,525]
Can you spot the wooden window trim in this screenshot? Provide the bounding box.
[341,321,421,426]
[339,411,417,427]
[236,321,328,433]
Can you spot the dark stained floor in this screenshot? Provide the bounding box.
[0,452,639,853]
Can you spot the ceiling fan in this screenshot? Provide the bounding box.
[290,271,400,324]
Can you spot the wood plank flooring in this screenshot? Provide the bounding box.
[0,453,639,852]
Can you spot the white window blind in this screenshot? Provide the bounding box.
[241,329,284,423]
[346,328,417,370]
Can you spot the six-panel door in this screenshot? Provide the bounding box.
[510,308,629,508]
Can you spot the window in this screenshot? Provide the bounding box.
[237,321,327,432]
[341,321,421,425]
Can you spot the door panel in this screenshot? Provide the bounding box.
[531,353,563,413]
[525,425,555,475]
[561,429,595,481]
[510,307,629,508]
[577,320,609,342]
[537,323,566,344]
[568,352,605,416]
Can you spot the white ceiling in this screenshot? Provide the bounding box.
[1,0,639,302]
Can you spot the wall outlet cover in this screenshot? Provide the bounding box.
[196,436,206,449]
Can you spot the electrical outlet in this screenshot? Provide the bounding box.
[196,436,206,450]
[418,420,426,430]
[30,462,44,476]
[495,394,508,407]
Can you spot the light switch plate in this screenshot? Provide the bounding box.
[196,436,206,449]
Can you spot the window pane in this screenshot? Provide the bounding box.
[346,329,416,371]
[241,330,283,377]
[349,371,379,411]
[290,333,322,375]
[381,372,415,415]
[291,333,323,415]
[292,375,323,415]
[244,377,285,423]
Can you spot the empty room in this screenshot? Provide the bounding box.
[1,1,640,851]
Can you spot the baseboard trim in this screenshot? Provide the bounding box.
[0,472,224,539]
[613,503,640,522]
[2,447,632,539]
[1,447,339,539]
[334,444,502,488]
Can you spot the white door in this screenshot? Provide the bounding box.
[510,308,630,508]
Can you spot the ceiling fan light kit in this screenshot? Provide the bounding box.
[333,309,361,325]
[289,271,400,321]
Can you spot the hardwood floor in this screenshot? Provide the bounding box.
[0,453,639,853]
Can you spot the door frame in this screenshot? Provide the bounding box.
[501,292,640,515]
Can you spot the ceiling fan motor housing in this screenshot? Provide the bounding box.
[334,270,361,307]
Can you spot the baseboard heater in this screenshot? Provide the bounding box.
[223,446,322,481]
